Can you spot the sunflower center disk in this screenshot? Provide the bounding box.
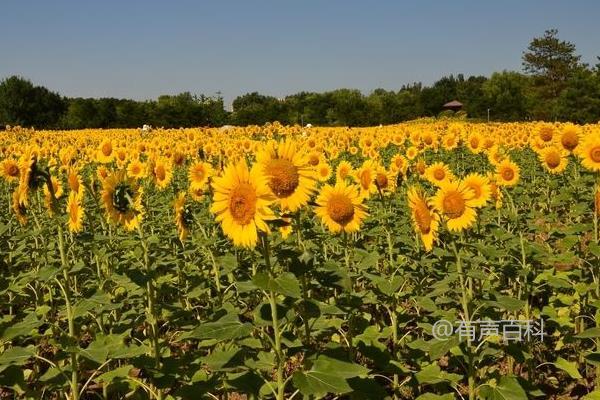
[375,173,388,189]
[562,132,578,150]
[327,194,355,226]
[266,159,300,198]
[502,168,514,181]
[155,166,166,181]
[229,182,257,225]
[591,147,600,163]
[442,191,466,219]
[8,165,19,176]
[433,169,445,180]
[102,143,112,156]
[360,171,372,189]
[546,153,561,168]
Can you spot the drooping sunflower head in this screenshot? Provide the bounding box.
[352,159,378,199]
[257,140,316,212]
[432,180,478,232]
[67,167,84,197]
[11,189,28,226]
[210,159,275,248]
[314,181,368,234]
[495,159,520,187]
[101,170,144,231]
[407,186,439,251]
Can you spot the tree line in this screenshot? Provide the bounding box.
[1,29,599,129]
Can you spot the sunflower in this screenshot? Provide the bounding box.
[467,133,484,154]
[66,192,84,233]
[97,139,114,163]
[353,159,378,199]
[335,161,353,182]
[495,159,520,186]
[256,140,316,212]
[188,161,213,188]
[101,170,144,231]
[316,162,332,182]
[374,167,397,196]
[189,185,205,202]
[425,162,455,187]
[0,159,20,183]
[127,160,148,179]
[442,134,459,151]
[559,124,580,152]
[489,176,503,209]
[210,159,275,248]
[390,154,408,176]
[66,167,84,199]
[314,180,368,234]
[406,146,419,160]
[432,181,478,232]
[461,173,491,208]
[407,186,439,251]
[539,146,568,174]
[152,158,173,189]
[578,135,600,172]
[174,192,193,241]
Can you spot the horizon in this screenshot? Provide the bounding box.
[2,1,600,108]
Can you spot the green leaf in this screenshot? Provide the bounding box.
[96,365,134,384]
[292,370,351,396]
[576,327,600,338]
[553,357,582,379]
[1,314,42,341]
[181,318,252,342]
[0,347,35,366]
[416,394,455,400]
[479,377,528,400]
[252,272,302,298]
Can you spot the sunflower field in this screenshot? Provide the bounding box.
[1,120,600,400]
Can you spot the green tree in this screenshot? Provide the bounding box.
[0,76,66,128]
[522,29,583,119]
[482,71,532,121]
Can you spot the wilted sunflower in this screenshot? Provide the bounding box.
[578,135,600,172]
[174,192,193,241]
[432,181,478,232]
[425,162,455,187]
[210,160,275,248]
[461,173,491,208]
[0,159,20,183]
[495,159,520,186]
[314,180,368,234]
[188,161,213,189]
[152,158,173,190]
[66,192,84,233]
[101,170,144,231]
[539,146,568,174]
[407,186,439,251]
[43,175,63,214]
[256,140,316,212]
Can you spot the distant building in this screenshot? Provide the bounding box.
[442,100,463,112]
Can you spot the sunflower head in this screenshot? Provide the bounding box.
[432,181,478,232]
[174,192,193,241]
[407,186,439,251]
[314,181,368,234]
[495,159,520,186]
[101,171,144,231]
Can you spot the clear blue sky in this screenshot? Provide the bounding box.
[1,1,599,107]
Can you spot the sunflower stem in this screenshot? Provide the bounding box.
[57,225,79,400]
[261,234,285,400]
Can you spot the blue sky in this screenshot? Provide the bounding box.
[1,1,599,107]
